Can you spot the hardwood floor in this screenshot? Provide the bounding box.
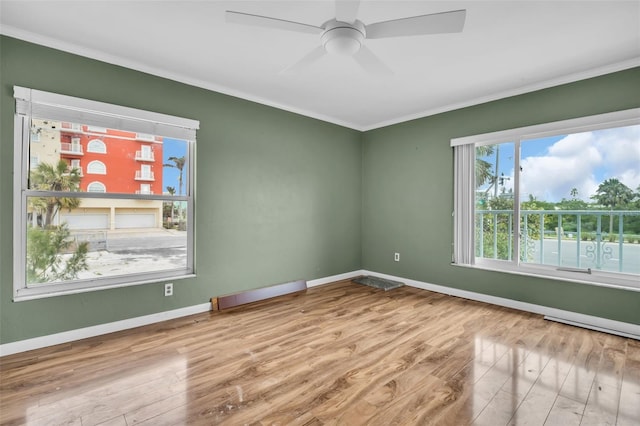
[1,280,638,425]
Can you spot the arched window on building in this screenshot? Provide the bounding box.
[87,139,106,153]
[87,181,106,193]
[87,160,106,175]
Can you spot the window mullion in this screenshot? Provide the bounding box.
[513,140,521,265]
[14,116,30,297]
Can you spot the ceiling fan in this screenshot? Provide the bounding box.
[225,0,466,76]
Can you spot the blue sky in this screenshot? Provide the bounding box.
[478,124,640,202]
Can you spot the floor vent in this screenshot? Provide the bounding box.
[354,275,404,291]
[212,279,307,311]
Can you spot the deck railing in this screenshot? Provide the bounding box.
[476,209,640,275]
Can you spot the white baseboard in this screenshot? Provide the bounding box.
[362,270,640,340]
[0,302,212,357]
[1,270,366,357]
[307,270,365,287]
[3,269,637,357]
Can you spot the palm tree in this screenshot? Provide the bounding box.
[164,156,186,222]
[570,187,578,200]
[591,178,634,237]
[163,156,186,196]
[475,145,495,188]
[29,160,81,227]
[27,159,87,283]
[166,186,176,224]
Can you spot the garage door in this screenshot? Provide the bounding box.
[115,214,156,229]
[60,214,109,230]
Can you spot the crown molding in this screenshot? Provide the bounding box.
[362,57,640,131]
[2,26,638,132]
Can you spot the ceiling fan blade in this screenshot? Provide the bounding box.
[335,0,360,24]
[365,9,466,39]
[280,46,327,74]
[353,45,393,77]
[226,11,323,35]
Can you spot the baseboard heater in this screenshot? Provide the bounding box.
[544,315,640,340]
[211,279,307,311]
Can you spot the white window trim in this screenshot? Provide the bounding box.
[451,108,640,291]
[14,86,198,140]
[13,86,199,301]
[87,160,107,175]
[87,181,106,193]
[87,139,107,153]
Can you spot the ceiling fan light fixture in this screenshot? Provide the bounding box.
[321,21,365,56]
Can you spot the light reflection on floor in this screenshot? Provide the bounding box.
[26,357,187,425]
[470,335,639,425]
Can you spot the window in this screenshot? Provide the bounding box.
[87,181,106,193]
[70,159,81,172]
[87,160,106,175]
[14,86,199,300]
[452,109,640,290]
[139,184,152,195]
[137,144,154,161]
[87,139,106,153]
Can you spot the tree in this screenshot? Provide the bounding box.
[570,187,578,200]
[29,160,81,227]
[163,156,186,196]
[27,160,88,283]
[27,224,88,283]
[163,156,186,224]
[591,178,634,239]
[165,186,176,225]
[475,145,495,188]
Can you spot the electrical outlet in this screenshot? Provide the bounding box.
[164,283,173,297]
[394,252,400,262]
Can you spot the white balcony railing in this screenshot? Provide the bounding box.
[135,150,155,161]
[135,133,156,142]
[60,142,83,155]
[135,189,154,195]
[135,170,154,181]
[476,209,640,275]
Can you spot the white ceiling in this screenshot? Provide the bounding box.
[1,1,639,130]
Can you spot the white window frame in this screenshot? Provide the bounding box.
[87,181,106,193]
[87,139,106,153]
[141,144,152,158]
[139,183,151,195]
[87,160,106,175]
[140,164,151,178]
[13,86,199,301]
[451,108,640,292]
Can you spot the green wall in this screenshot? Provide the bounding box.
[1,35,638,346]
[361,67,640,325]
[0,36,362,344]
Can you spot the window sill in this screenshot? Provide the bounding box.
[451,261,640,293]
[13,273,196,302]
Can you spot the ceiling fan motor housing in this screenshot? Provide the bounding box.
[321,20,366,55]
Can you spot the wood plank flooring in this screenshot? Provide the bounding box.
[1,280,638,425]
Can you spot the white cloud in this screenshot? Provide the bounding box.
[518,125,639,202]
[594,126,640,190]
